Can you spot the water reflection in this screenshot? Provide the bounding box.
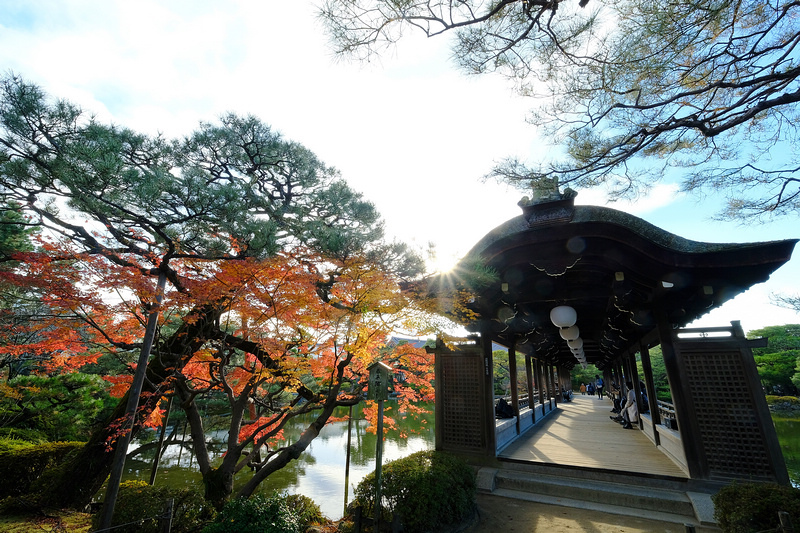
[125,403,434,519]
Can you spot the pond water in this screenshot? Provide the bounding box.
[124,403,435,520]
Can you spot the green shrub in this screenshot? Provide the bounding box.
[285,493,324,528]
[712,481,800,533]
[353,450,476,533]
[766,395,800,406]
[90,480,214,533]
[0,439,83,498]
[201,492,304,533]
[0,436,39,454]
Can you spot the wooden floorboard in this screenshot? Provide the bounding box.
[499,394,688,478]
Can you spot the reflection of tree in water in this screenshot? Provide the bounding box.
[125,401,435,498]
[249,455,305,491]
[344,404,435,466]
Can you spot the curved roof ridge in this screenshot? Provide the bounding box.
[464,203,797,260]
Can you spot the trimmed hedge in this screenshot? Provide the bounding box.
[713,481,800,533]
[0,438,84,499]
[353,450,476,533]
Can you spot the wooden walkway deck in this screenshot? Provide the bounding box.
[498,394,688,478]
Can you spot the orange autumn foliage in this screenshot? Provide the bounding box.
[1,232,438,498]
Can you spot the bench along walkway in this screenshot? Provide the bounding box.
[477,395,719,529]
[499,393,686,477]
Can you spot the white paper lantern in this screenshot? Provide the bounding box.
[550,306,577,328]
[559,325,580,340]
[567,338,584,350]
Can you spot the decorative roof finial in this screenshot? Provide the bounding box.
[518,176,577,207]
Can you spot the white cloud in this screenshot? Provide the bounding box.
[576,182,684,215]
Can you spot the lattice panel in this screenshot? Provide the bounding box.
[440,353,486,452]
[683,348,772,479]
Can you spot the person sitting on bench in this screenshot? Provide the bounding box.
[620,381,638,429]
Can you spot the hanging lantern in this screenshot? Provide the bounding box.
[567,338,584,350]
[550,306,577,328]
[560,325,580,341]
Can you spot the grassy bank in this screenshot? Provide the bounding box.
[0,511,91,532]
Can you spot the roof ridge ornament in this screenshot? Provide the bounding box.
[519,177,577,227]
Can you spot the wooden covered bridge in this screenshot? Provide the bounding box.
[427,191,797,527]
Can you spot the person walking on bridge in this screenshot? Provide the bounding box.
[595,375,604,399]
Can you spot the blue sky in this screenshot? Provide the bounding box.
[1,0,797,333]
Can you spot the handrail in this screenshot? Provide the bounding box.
[495,393,536,410]
[658,399,678,430]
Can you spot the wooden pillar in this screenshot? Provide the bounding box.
[549,364,557,408]
[557,366,563,398]
[544,363,551,409]
[554,365,560,393]
[481,328,498,455]
[627,350,644,428]
[639,342,661,445]
[615,360,625,399]
[535,358,546,414]
[525,352,535,424]
[508,340,520,434]
[656,314,705,478]
[540,360,548,412]
[622,352,635,392]
[629,350,642,406]
[622,351,642,428]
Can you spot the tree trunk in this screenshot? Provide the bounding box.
[178,379,248,509]
[203,467,235,511]
[36,304,221,509]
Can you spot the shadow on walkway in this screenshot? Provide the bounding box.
[499,394,686,478]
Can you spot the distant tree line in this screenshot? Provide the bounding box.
[566,324,800,401]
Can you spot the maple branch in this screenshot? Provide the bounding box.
[212,332,316,402]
